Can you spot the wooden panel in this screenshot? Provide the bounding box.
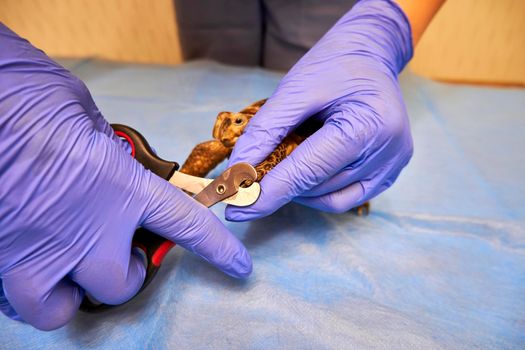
[1,0,523,84]
[0,0,182,65]
[410,0,525,85]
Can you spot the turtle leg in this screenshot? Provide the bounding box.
[355,202,370,216]
[254,136,298,182]
[180,140,231,177]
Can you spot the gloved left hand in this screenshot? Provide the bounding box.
[0,24,252,331]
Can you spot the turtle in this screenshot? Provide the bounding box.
[180,99,370,215]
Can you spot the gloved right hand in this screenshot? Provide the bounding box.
[226,0,413,221]
[0,23,252,331]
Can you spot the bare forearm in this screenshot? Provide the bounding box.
[396,0,445,44]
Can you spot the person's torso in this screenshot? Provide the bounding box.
[175,0,356,71]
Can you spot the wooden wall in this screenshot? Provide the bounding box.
[411,0,525,85]
[0,0,182,65]
[1,0,523,84]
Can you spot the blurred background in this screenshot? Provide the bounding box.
[0,0,523,85]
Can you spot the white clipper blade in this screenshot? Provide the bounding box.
[220,182,260,207]
[168,171,260,207]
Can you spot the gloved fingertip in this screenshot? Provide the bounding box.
[225,249,253,279]
[225,178,290,221]
[225,205,259,222]
[224,206,244,222]
[0,284,23,322]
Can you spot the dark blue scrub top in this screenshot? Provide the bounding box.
[174,0,356,71]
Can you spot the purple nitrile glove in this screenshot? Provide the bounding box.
[0,24,251,331]
[226,0,414,221]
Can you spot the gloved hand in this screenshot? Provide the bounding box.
[0,24,251,331]
[226,0,414,221]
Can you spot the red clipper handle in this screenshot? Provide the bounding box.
[80,124,179,312]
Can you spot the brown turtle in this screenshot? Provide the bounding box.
[180,99,370,215]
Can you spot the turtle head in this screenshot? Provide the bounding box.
[212,112,250,148]
[212,99,267,148]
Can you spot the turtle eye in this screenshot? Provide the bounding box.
[234,118,244,125]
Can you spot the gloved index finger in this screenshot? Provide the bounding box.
[0,279,23,322]
[139,173,252,279]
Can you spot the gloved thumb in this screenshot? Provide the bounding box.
[228,84,326,168]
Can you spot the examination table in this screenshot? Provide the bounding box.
[1,59,524,349]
